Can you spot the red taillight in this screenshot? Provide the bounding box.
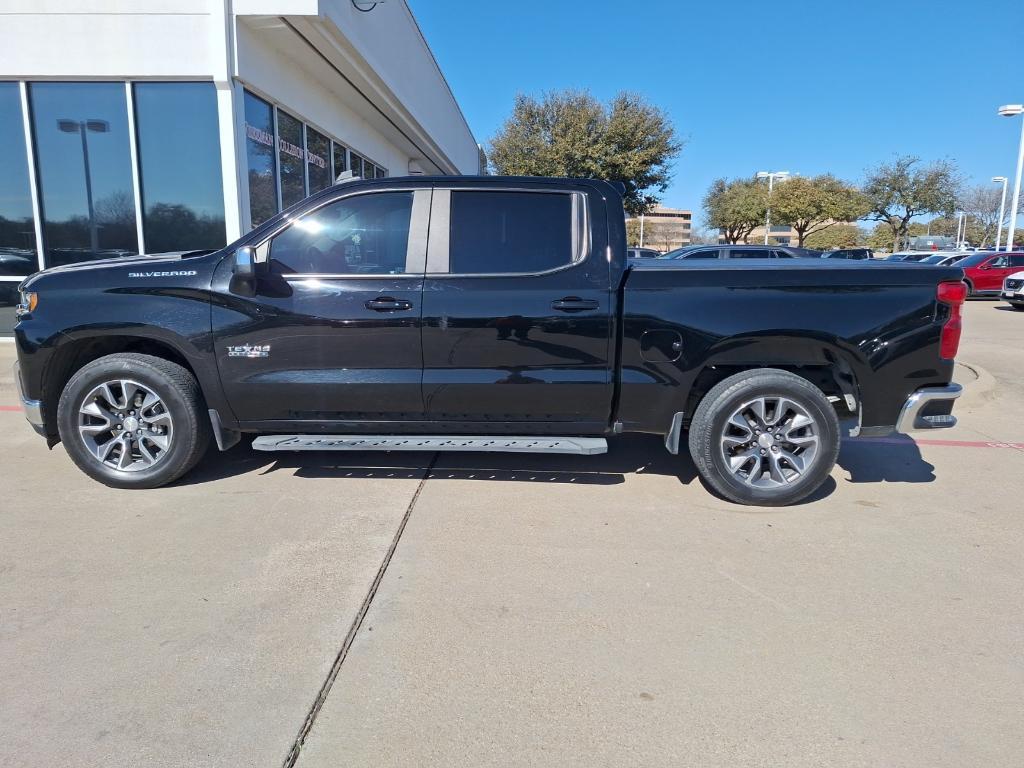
[937,280,966,359]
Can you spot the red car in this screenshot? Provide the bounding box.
[959,251,1024,296]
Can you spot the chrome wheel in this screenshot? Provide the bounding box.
[77,379,174,471]
[719,395,819,489]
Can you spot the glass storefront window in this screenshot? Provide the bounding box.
[134,82,226,253]
[375,165,387,179]
[244,91,277,227]
[0,83,38,278]
[306,126,331,194]
[332,142,347,181]
[350,152,364,179]
[277,110,305,208]
[30,82,138,266]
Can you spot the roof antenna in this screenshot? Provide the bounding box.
[335,169,361,184]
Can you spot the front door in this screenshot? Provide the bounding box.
[419,185,613,433]
[213,188,430,427]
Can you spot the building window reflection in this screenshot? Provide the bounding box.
[244,91,277,227]
[134,82,226,252]
[277,110,305,209]
[30,82,138,266]
[0,83,38,278]
[306,126,331,194]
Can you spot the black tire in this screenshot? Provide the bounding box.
[687,368,840,506]
[964,279,975,297]
[57,353,211,489]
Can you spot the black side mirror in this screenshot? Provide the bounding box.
[232,246,256,277]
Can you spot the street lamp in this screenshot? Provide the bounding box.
[992,176,1008,250]
[998,104,1024,252]
[756,170,789,245]
[57,118,110,254]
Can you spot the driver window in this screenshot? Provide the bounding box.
[269,192,413,275]
[989,256,1008,268]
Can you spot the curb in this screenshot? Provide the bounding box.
[955,360,998,407]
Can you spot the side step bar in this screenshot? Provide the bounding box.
[251,435,608,455]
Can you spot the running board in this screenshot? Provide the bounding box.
[251,435,608,455]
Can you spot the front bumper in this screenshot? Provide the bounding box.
[895,383,962,433]
[13,360,45,436]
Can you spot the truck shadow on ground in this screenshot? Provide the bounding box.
[180,431,936,500]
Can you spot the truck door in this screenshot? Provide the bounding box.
[419,185,613,433]
[213,188,430,426]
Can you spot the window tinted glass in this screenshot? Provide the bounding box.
[1009,255,1024,267]
[350,153,364,179]
[0,83,38,277]
[772,249,797,258]
[277,111,305,208]
[449,191,573,274]
[30,82,138,266]
[681,248,719,259]
[134,82,225,252]
[375,165,387,179]
[243,91,277,227]
[729,248,771,258]
[269,192,413,275]
[306,126,331,194]
[331,142,347,180]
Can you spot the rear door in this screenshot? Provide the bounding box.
[213,187,430,426]
[419,184,613,432]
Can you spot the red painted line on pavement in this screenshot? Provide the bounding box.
[0,405,22,412]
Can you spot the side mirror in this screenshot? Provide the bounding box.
[232,246,256,277]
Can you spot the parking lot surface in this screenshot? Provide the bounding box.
[1,300,1022,767]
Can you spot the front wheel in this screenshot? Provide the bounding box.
[57,353,211,489]
[687,369,840,506]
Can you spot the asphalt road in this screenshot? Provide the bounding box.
[1,300,1022,767]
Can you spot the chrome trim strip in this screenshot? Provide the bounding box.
[895,383,963,433]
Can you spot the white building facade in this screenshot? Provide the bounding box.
[0,0,479,331]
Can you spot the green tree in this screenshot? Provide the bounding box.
[768,174,867,246]
[862,156,961,251]
[488,90,681,216]
[804,223,863,250]
[703,178,767,244]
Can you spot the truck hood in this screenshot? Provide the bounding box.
[21,250,218,288]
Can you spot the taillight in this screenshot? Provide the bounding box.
[937,280,966,360]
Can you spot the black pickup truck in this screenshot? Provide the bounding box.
[13,176,966,505]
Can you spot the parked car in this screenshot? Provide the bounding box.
[662,244,820,260]
[886,251,942,262]
[13,176,965,506]
[1002,272,1024,310]
[627,247,661,260]
[915,252,971,266]
[821,248,873,260]
[959,251,1024,296]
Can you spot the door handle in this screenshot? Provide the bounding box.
[365,297,413,311]
[551,296,599,312]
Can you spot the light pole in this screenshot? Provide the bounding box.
[999,104,1024,252]
[756,170,789,244]
[57,118,110,254]
[639,213,645,247]
[956,212,966,249]
[992,176,1008,250]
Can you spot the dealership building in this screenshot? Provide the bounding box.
[0,0,479,333]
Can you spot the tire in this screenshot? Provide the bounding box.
[57,353,211,489]
[687,368,840,506]
[964,279,975,297]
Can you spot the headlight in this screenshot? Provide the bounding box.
[15,290,37,318]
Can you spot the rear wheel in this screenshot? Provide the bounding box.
[57,353,211,489]
[687,369,840,506]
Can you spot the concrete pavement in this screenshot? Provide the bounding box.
[1,300,1023,767]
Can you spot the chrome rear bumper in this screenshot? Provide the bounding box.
[895,383,962,433]
[13,361,45,435]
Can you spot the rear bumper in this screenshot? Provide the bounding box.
[13,360,45,436]
[895,383,962,433]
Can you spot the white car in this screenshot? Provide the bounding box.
[1002,271,1024,310]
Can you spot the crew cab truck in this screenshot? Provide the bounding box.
[13,176,966,506]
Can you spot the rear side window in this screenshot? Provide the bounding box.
[449,191,575,274]
[269,191,413,275]
[681,248,720,259]
[1010,255,1024,268]
[729,248,772,258]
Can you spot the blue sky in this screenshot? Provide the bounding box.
[411,0,1024,226]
